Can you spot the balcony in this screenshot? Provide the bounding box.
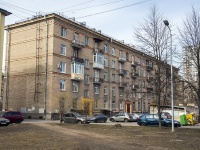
[132,84,139,90]
[93,78,104,84]
[71,40,85,49]
[93,53,104,69]
[131,62,138,67]
[146,86,153,92]
[131,72,138,78]
[94,48,104,54]
[71,73,84,81]
[118,56,126,62]
[147,77,154,82]
[93,62,104,69]
[118,82,125,88]
[71,57,84,63]
[146,66,153,72]
[118,69,126,75]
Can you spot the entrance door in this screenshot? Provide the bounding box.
[127,104,130,113]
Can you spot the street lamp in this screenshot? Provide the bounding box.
[163,20,174,132]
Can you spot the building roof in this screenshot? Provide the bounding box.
[0,8,12,16]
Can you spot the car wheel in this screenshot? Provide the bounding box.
[141,122,146,126]
[124,119,128,123]
[110,118,115,122]
[104,120,107,123]
[77,121,82,124]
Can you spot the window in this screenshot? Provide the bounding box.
[104,87,108,95]
[138,102,141,111]
[132,55,134,64]
[104,101,107,109]
[126,53,129,60]
[104,72,107,81]
[84,90,89,97]
[85,36,89,46]
[119,50,122,57]
[71,63,84,74]
[74,32,78,41]
[119,88,123,96]
[84,59,89,68]
[61,27,67,37]
[112,47,115,55]
[120,101,123,109]
[138,93,141,98]
[112,101,115,109]
[143,102,146,111]
[111,74,115,82]
[125,70,129,77]
[94,85,99,94]
[104,44,107,52]
[137,57,140,64]
[104,58,108,66]
[84,74,89,84]
[94,69,99,81]
[112,60,115,68]
[132,91,136,98]
[60,80,65,90]
[93,53,104,64]
[60,62,66,73]
[112,87,116,96]
[61,44,66,56]
[132,102,135,111]
[95,42,98,50]
[141,59,144,66]
[72,81,78,92]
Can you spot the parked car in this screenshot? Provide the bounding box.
[161,112,172,119]
[0,112,10,126]
[131,113,143,122]
[1,111,24,124]
[110,112,133,122]
[90,113,107,123]
[62,112,90,124]
[137,114,181,127]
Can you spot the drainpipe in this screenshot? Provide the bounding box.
[108,38,112,116]
[5,29,10,111]
[44,15,49,119]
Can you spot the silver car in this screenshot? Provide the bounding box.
[110,112,133,122]
[0,117,10,126]
[62,112,90,124]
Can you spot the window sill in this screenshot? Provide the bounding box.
[73,91,79,93]
[59,89,66,92]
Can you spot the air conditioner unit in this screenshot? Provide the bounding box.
[57,64,61,69]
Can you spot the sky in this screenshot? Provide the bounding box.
[1,0,200,68]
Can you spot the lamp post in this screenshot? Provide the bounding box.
[163,20,174,132]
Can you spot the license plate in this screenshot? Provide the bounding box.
[1,122,6,124]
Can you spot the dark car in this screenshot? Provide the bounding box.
[137,114,181,127]
[1,111,24,124]
[90,113,107,123]
[62,112,90,124]
[110,112,133,122]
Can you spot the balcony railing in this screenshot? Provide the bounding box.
[71,57,84,63]
[71,40,85,49]
[147,77,154,82]
[118,56,126,62]
[118,69,126,75]
[93,78,104,84]
[94,48,104,53]
[146,65,153,72]
[118,82,125,88]
[132,84,139,90]
[131,72,138,78]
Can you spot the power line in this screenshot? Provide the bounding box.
[54,0,97,12]
[63,0,125,13]
[76,0,152,19]
[0,0,36,14]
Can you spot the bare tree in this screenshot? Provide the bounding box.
[179,7,200,122]
[134,5,171,128]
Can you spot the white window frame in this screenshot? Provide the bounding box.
[60,80,65,90]
[84,74,89,84]
[85,36,89,46]
[104,87,108,95]
[60,62,66,73]
[94,85,99,94]
[112,101,115,109]
[104,101,107,109]
[74,32,78,41]
[84,90,89,97]
[93,53,104,64]
[120,101,123,109]
[104,58,108,66]
[112,88,116,96]
[104,72,107,81]
[112,74,115,82]
[61,27,67,37]
[61,44,66,56]
[132,55,134,64]
[104,44,107,52]
[72,81,78,92]
[112,47,115,55]
[112,60,115,68]
[84,59,89,68]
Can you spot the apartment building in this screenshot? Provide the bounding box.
[3,13,178,119]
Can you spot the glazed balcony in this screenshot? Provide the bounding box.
[93,52,104,69]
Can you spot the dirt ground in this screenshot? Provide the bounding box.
[0,123,200,150]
